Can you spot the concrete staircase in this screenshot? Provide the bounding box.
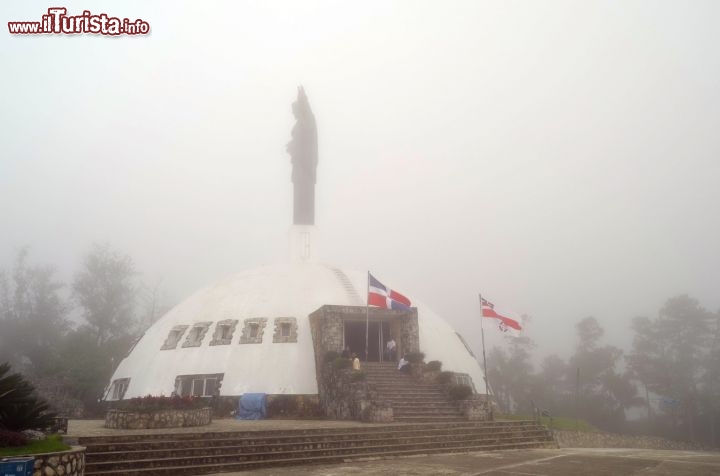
[80,420,556,475]
[363,362,465,422]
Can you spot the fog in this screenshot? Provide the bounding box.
[1,0,719,360]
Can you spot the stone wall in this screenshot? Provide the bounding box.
[399,315,419,354]
[104,407,212,429]
[266,394,321,418]
[414,363,491,421]
[458,397,491,421]
[29,446,85,476]
[555,430,709,451]
[317,364,392,422]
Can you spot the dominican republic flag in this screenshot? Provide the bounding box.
[481,297,522,334]
[368,273,412,310]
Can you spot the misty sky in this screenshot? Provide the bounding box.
[1,1,719,360]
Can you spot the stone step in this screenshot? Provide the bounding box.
[392,409,464,415]
[79,421,545,445]
[374,389,445,395]
[394,416,467,422]
[86,435,553,473]
[382,396,451,402]
[391,405,458,411]
[362,372,409,376]
[88,440,553,475]
[368,379,439,384]
[364,377,417,382]
[78,421,527,443]
[82,423,547,453]
[372,387,444,393]
[394,409,462,416]
[376,391,446,398]
[369,382,445,395]
[393,413,464,420]
[86,430,553,462]
[393,408,463,415]
[81,422,555,475]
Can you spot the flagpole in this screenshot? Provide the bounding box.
[479,294,491,417]
[365,271,370,362]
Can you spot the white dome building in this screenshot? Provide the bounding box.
[104,89,484,405]
[106,261,483,401]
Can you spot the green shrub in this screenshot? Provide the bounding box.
[426,360,442,372]
[323,351,340,363]
[448,384,473,401]
[405,352,425,364]
[0,363,56,432]
[0,434,70,456]
[267,395,299,417]
[350,371,366,382]
[332,357,352,370]
[437,371,453,384]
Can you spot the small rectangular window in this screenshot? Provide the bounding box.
[192,379,204,396]
[210,319,238,346]
[175,373,224,397]
[272,317,297,343]
[110,378,130,400]
[162,325,189,350]
[180,379,192,397]
[240,319,266,344]
[182,322,212,348]
[205,378,217,396]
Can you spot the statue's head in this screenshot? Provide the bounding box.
[292,86,311,118]
[297,86,307,102]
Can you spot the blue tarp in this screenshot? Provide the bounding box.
[236,393,267,420]
[0,457,35,476]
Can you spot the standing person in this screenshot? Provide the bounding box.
[352,353,361,371]
[385,338,397,361]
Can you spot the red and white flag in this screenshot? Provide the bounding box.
[368,273,411,310]
[481,297,522,336]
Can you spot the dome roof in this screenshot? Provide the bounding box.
[109,262,484,398]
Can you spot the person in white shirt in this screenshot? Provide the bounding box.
[398,356,409,372]
[386,338,397,361]
[352,353,361,371]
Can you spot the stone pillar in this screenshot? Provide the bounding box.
[399,311,419,354]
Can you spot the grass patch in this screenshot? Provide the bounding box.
[0,435,70,456]
[497,413,597,432]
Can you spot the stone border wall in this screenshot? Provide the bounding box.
[29,446,85,476]
[318,365,392,422]
[266,394,321,418]
[555,430,709,451]
[104,407,212,429]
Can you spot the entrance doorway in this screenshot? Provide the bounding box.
[343,320,391,362]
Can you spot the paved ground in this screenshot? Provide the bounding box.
[212,448,720,476]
